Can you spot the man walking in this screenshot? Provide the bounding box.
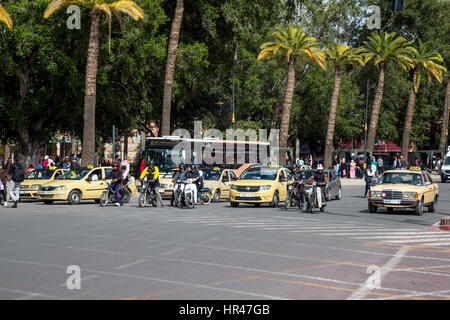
[7,160,25,208]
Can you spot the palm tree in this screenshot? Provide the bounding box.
[44,0,144,166]
[258,25,326,164]
[0,4,13,29]
[358,31,415,154]
[161,0,184,137]
[401,40,446,160]
[323,43,363,169]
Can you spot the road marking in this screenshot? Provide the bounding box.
[162,248,185,255]
[320,231,440,236]
[347,246,410,300]
[384,238,450,244]
[115,259,147,270]
[353,235,450,240]
[59,274,99,287]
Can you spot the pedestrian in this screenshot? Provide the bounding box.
[26,163,34,174]
[0,164,8,206]
[364,165,375,198]
[43,155,49,168]
[350,159,356,179]
[7,160,25,208]
[122,156,131,176]
[377,157,384,175]
[399,156,407,170]
[71,157,80,170]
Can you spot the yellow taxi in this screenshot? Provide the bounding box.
[202,167,238,202]
[37,166,136,205]
[368,169,439,215]
[19,167,68,200]
[229,164,294,207]
[158,170,177,199]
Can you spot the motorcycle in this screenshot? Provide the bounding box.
[303,181,325,213]
[138,178,159,208]
[198,185,212,205]
[284,181,305,210]
[99,182,131,207]
[174,179,197,209]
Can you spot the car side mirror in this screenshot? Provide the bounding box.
[86,176,91,182]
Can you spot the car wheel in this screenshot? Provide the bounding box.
[121,189,131,204]
[213,190,220,203]
[326,189,332,202]
[441,177,447,183]
[202,191,212,205]
[43,200,54,205]
[428,197,437,213]
[335,188,342,200]
[270,192,279,208]
[415,198,424,216]
[68,190,81,205]
[368,202,377,213]
[230,201,239,207]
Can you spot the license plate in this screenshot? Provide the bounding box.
[240,193,254,198]
[40,191,50,195]
[384,199,401,204]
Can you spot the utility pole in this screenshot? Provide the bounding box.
[232,41,238,135]
[364,79,369,167]
[112,125,116,162]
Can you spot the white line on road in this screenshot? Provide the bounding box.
[384,238,450,244]
[115,259,148,270]
[353,235,450,240]
[320,231,440,236]
[162,248,186,255]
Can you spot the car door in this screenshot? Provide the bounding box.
[85,169,105,199]
[423,173,435,204]
[427,173,439,199]
[278,169,288,201]
[221,170,231,198]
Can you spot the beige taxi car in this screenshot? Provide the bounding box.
[368,169,439,215]
[202,167,238,202]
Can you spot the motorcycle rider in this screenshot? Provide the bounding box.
[184,165,200,204]
[307,164,328,207]
[170,165,187,206]
[140,160,164,207]
[103,162,123,207]
[291,164,306,204]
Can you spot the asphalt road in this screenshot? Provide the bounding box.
[0,179,449,300]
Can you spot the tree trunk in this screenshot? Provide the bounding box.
[366,63,386,153]
[16,125,45,167]
[81,10,101,167]
[161,0,184,137]
[324,66,342,169]
[279,58,296,165]
[401,85,418,161]
[439,74,450,154]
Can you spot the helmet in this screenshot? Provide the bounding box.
[149,160,155,166]
[121,165,126,170]
[179,165,185,170]
[317,164,323,170]
[292,164,298,169]
[113,162,119,168]
[191,165,196,170]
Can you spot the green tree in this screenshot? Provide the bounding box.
[44,0,144,166]
[401,40,446,160]
[323,42,363,169]
[258,25,326,164]
[358,31,415,153]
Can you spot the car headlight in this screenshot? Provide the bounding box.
[403,192,418,199]
[54,186,66,191]
[259,185,271,191]
[369,191,382,198]
[31,184,41,190]
[231,184,237,190]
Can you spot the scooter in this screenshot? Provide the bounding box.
[174,179,197,209]
[303,181,325,213]
[284,181,305,210]
[99,182,131,207]
[138,177,159,208]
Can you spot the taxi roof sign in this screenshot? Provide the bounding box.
[409,166,421,171]
[49,166,56,170]
[87,165,94,169]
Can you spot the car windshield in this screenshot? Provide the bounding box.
[56,169,90,180]
[25,169,54,180]
[203,170,221,181]
[378,172,423,186]
[240,167,278,180]
[444,157,450,165]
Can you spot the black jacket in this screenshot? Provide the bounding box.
[105,169,123,182]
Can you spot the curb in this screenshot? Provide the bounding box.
[430,220,450,231]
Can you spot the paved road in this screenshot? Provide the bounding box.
[0,181,449,300]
